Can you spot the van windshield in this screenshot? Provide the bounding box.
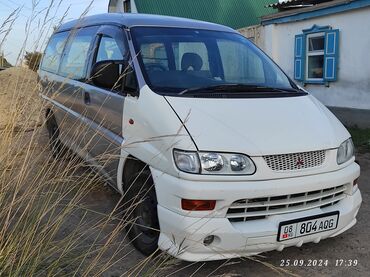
[131,27,302,97]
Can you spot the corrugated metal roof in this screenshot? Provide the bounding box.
[262,0,359,24]
[266,0,333,9]
[134,0,276,29]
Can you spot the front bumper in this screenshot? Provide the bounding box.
[152,163,362,261]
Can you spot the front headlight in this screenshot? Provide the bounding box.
[200,153,224,172]
[337,138,355,165]
[173,150,256,175]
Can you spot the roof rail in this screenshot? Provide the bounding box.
[108,0,124,13]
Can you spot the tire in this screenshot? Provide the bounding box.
[45,112,63,158]
[124,170,160,256]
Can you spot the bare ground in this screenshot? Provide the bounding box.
[1,67,369,276]
[0,67,42,131]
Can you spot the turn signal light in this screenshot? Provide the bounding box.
[181,199,216,211]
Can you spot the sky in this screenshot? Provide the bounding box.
[0,0,108,65]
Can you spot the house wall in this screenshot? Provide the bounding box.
[238,25,265,46]
[108,0,138,13]
[260,7,370,113]
[130,0,138,13]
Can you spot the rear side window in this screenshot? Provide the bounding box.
[41,32,69,74]
[59,27,97,80]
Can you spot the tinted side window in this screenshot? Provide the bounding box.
[59,27,97,80]
[96,36,125,62]
[41,32,69,74]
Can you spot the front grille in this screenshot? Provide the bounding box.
[227,185,346,222]
[263,150,326,171]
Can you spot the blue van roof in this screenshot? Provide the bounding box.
[57,13,236,33]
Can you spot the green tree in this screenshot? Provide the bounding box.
[24,51,42,71]
[0,53,12,68]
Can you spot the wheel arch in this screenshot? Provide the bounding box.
[120,154,150,194]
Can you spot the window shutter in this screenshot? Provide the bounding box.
[324,29,339,81]
[294,34,305,81]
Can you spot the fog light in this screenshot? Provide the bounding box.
[203,235,215,246]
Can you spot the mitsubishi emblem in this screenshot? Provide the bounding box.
[296,157,304,167]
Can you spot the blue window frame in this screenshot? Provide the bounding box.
[294,25,339,84]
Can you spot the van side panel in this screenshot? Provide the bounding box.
[40,71,89,156]
[82,83,124,186]
[79,25,128,188]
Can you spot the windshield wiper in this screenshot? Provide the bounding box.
[179,84,303,96]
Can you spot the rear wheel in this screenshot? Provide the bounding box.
[45,112,63,158]
[124,170,160,256]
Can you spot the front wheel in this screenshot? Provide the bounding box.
[124,170,160,256]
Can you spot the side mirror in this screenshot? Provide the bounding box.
[91,60,126,91]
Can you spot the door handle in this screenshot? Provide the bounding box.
[84,92,91,105]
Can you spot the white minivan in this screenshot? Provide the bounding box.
[39,13,362,261]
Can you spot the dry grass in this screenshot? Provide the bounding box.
[0,66,108,275]
[0,1,174,275]
[0,67,41,131]
[0,66,177,276]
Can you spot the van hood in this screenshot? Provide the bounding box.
[165,95,350,156]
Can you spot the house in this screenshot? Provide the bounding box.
[108,0,275,30]
[258,0,370,128]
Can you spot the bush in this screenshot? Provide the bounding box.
[0,54,12,68]
[348,127,370,152]
[24,51,42,71]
